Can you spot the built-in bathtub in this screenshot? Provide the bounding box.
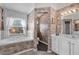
[0,36,33,46]
[0,35,34,55]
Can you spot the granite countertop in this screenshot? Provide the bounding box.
[51,34,79,43]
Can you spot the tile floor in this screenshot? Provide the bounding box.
[20,50,56,55]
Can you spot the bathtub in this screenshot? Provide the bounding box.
[0,36,34,46]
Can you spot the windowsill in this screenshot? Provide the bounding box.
[0,36,34,46]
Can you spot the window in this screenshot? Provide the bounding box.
[6,17,26,35]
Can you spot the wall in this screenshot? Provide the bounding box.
[27,10,34,38]
[50,8,57,35]
[0,7,2,40]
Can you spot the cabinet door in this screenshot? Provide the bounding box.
[58,38,62,54]
[52,36,59,54]
[73,43,79,55]
[59,38,70,55]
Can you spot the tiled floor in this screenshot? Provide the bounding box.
[20,50,56,55]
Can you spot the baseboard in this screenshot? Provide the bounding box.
[13,48,34,55]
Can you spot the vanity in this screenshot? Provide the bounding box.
[51,34,79,55]
[51,4,79,55]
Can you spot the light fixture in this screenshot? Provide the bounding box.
[68,10,72,14]
[61,8,79,16]
[72,9,76,13]
[64,12,68,15]
[63,11,69,16]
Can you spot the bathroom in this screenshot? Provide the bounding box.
[0,3,79,55]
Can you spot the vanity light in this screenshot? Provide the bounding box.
[68,10,72,14]
[63,11,69,16]
[61,12,68,16]
[72,9,76,13]
[61,8,79,16]
[64,12,68,15]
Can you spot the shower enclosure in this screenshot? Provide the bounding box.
[34,7,54,51]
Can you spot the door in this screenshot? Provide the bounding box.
[65,21,70,34]
[51,36,59,54]
[59,38,70,55]
[73,43,79,55]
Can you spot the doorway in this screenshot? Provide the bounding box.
[65,21,70,34]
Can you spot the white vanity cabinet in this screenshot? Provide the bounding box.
[51,35,79,55]
[51,36,59,54]
[71,42,79,55]
[59,38,71,55]
[51,35,72,55]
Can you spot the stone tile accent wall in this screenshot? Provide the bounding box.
[0,41,34,55]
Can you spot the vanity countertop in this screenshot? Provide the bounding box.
[51,34,79,43]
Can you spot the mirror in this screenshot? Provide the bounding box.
[61,10,79,35]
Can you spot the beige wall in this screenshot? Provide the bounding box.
[27,10,35,37]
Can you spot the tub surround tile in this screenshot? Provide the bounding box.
[0,41,34,55]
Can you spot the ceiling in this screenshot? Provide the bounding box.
[0,3,72,14]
